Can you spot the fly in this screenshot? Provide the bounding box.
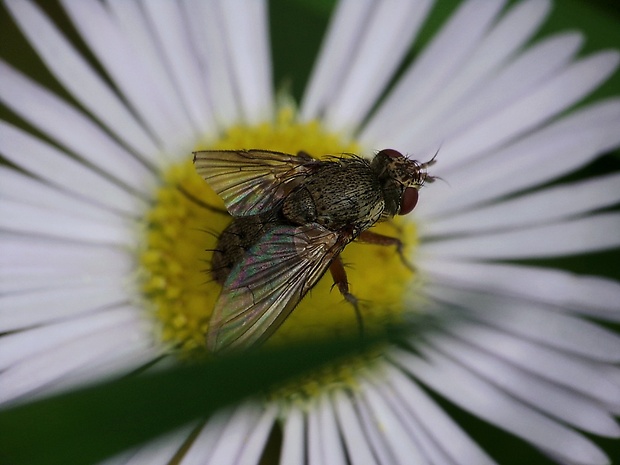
[193,149,436,353]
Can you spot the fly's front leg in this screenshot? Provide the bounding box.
[329,255,364,338]
[357,230,415,272]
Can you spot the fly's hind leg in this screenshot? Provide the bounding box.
[329,255,364,338]
[357,230,415,272]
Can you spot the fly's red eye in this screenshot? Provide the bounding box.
[379,148,404,159]
[399,187,418,215]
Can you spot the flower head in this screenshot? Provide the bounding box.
[1,1,620,464]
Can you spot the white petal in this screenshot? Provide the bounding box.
[316,392,346,465]
[0,234,131,277]
[280,406,305,465]
[60,0,195,154]
[307,398,322,465]
[0,315,151,404]
[354,388,398,464]
[0,198,134,246]
[0,62,157,193]
[359,379,429,465]
[424,331,620,437]
[434,51,620,172]
[416,99,620,217]
[219,0,273,123]
[365,0,552,148]
[0,306,137,371]
[417,259,620,321]
[422,173,620,237]
[206,402,263,465]
[419,213,620,260]
[0,166,128,223]
[0,280,131,331]
[366,374,459,465]
[122,425,194,465]
[383,363,498,465]
[424,284,620,362]
[332,390,378,465]
[439,320,620,407]
[180,409,233,465]
[0,122,147,215]
[300,0,374,121]
[182,0,239,127]
[236,405,277,465]
[5,0,161,162]
[323,0,433,133]
[361,0,506,144]
[141,0,215,134]
[390,348,610,465]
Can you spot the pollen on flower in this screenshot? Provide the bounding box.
[138,108,419,360]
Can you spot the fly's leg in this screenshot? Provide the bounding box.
[329,255,364,338]
[357,230,415,272]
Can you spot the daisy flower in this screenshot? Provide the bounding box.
[1,0,620,464]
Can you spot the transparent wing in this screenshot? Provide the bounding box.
[193,149,319,216]
[207,223,351,353]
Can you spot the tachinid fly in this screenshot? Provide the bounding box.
[193,149,436,353]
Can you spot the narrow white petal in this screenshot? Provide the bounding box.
[425,331,620,437]
[419,213,620,260]
[422,173,620,237]
[5,0,161,162]
[219,0,273,123]
[180,410,233,465]
[417,100,620,217]
[384,363,498,465]
[0,234,131,276]
[182,0,239,127]
[332,390,378,465]
[0,62,157,193]
[141,1,215,133]
[424,284,620,362]
[122,425,194,465]
[0,306,137,371]
[435,51,620,172]
[359,379,429,465]
[390,348,610,465]
[307,398,322,465]
[316,392,346,465]
[0,122,147,215]
[439,321,620,407]
[300,0,374,121]
[60,0,196,155]
[366,374,458,465]
[324,0,433,133]
[0,199,134,246]
[0,166,128,223]
[206,403,262,465]
[280,406,305,465]
[417,259,620,321]
[0,281,131,331]
[237,405,277,465]
[366,0,551,148]
[361,0,506,144]
[0,317,151,404]
[354,389,397,464]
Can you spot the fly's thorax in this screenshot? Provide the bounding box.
[282,158,385,231]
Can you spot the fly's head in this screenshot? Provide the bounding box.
[371,148,436,217]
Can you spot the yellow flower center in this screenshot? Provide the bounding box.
[139,108,419,377]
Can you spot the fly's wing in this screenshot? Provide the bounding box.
[193,149,319,216]
[207,223,351,353]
